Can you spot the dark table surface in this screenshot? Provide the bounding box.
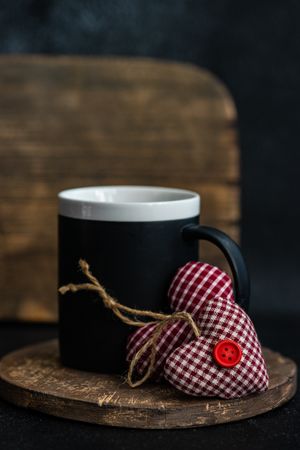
[0,315,299,450]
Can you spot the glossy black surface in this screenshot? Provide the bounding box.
[59,216,250,373]
[59,215,199,373]
[183,225,250,311]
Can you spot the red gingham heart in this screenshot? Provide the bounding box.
[126,319,193,380]
[126,262,235,379]
[164,297,269,398]
[169,261,235,317]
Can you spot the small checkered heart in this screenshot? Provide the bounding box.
[126,262,235,379]
[164,297,269,398]
[169,261,235,317]
[126,318,195,380]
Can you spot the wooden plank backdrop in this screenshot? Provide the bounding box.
[0,56,239,321]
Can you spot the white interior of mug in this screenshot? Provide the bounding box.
[59,185,200,222]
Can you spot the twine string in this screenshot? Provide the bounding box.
[59,259,200,387]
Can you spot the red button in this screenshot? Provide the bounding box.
[213,339,242,368]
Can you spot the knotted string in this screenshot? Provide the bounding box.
[59,259,200,388]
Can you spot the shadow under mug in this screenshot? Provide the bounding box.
[58,185,250,374]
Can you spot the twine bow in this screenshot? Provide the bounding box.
[59,259,200,388]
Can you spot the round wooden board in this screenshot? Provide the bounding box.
[0,340,297,429]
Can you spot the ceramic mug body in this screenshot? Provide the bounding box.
[58,185,249,374]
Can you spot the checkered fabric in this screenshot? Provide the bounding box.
[126,320,193,380]
[126,262,236,379]
[164,297,269,398]
[169,261,235,317]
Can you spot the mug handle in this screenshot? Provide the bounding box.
[182,224,250,312]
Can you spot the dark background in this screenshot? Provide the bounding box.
[0,0,299,314]
[0,3,299,447]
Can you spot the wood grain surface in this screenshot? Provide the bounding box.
[0,340,296,429]
[0,55,239,321]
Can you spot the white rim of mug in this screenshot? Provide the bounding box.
[58,185,200,222]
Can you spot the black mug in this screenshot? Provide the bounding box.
[58,185,249,374]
